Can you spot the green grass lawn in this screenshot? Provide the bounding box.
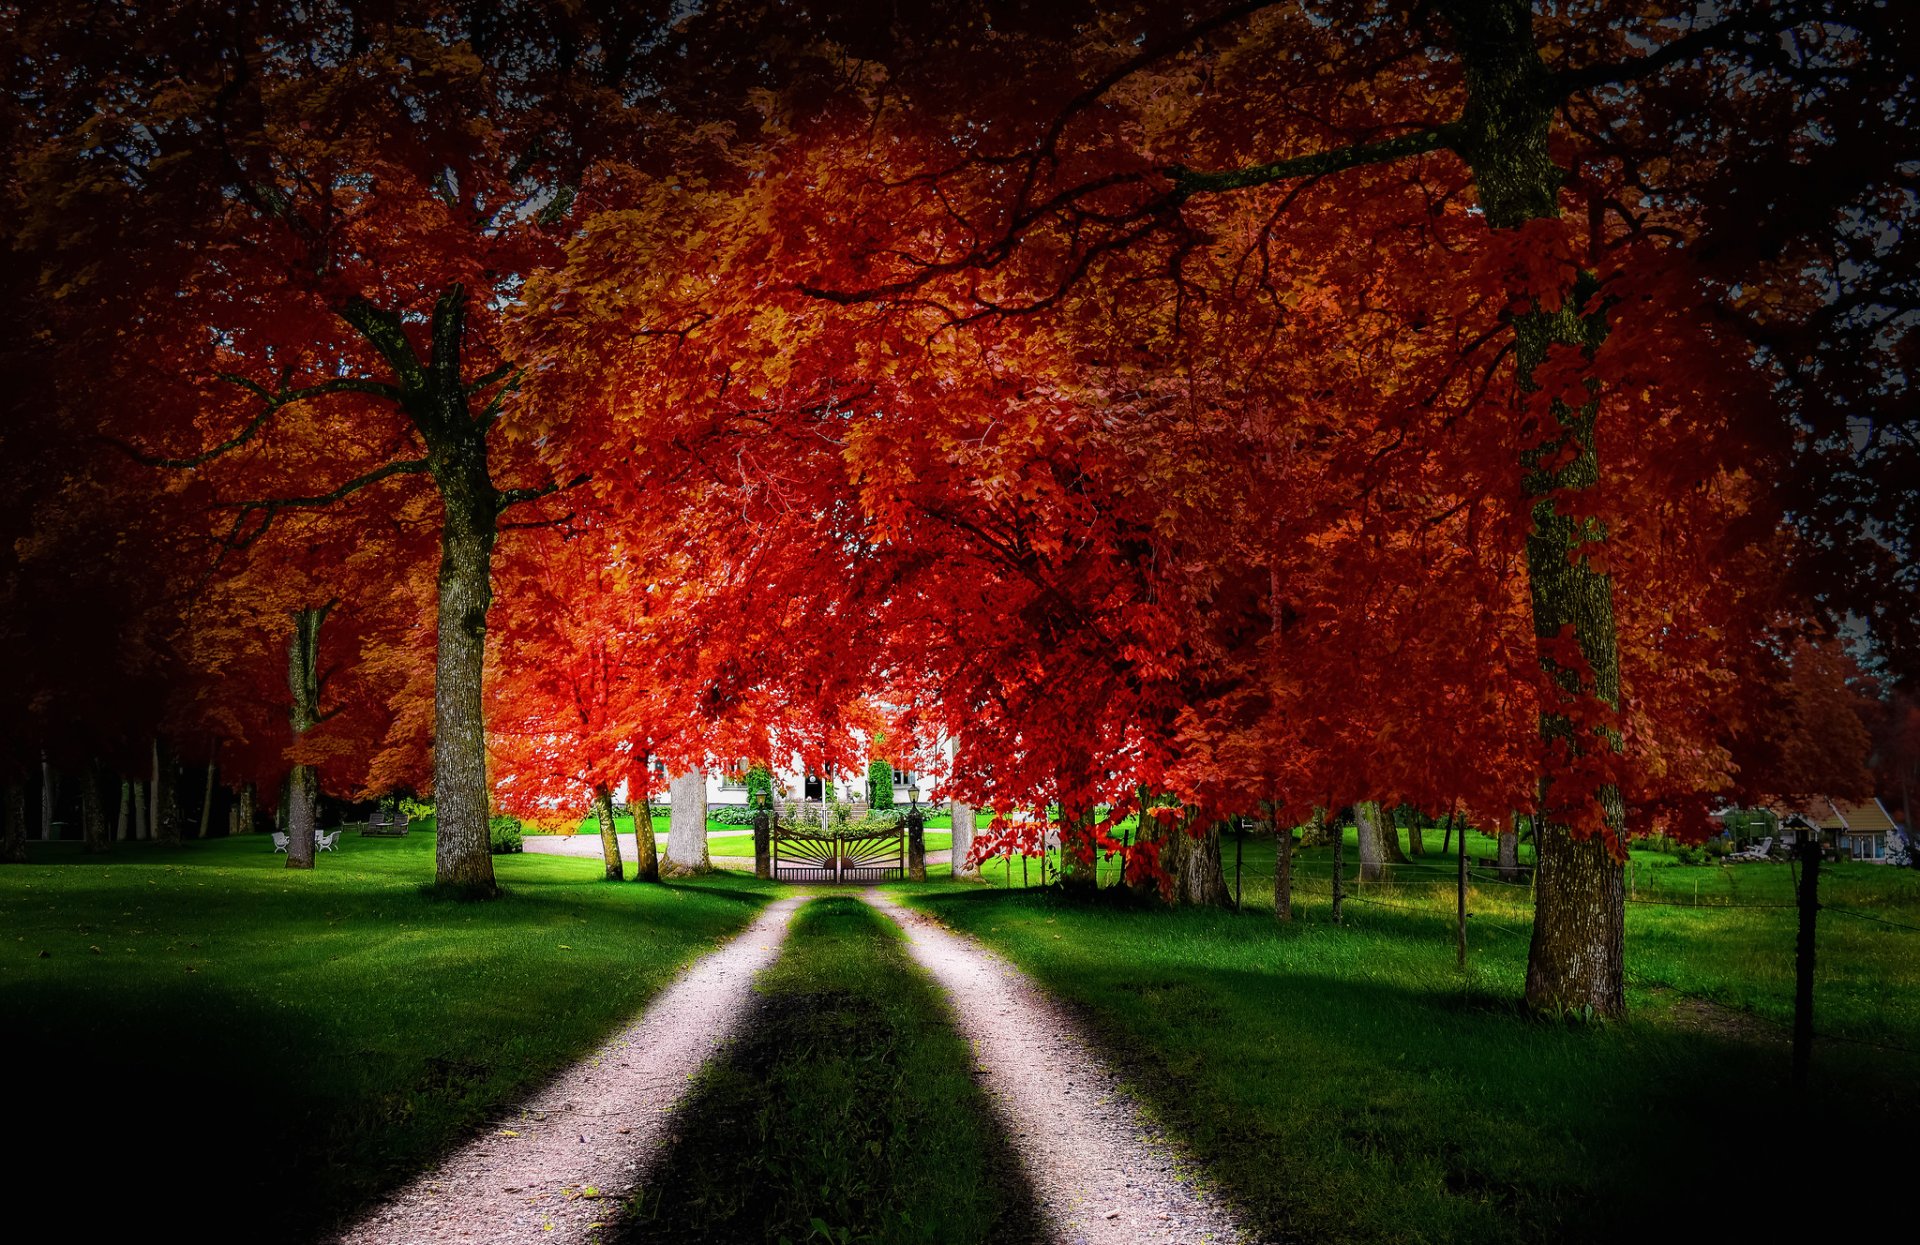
[621,895,1036,1244]
[914,833,1920,1243]
[0,830,777,1242]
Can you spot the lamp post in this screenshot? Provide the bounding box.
[905,786,926,882]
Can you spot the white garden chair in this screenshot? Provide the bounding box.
[316,829,341,852]
[271,832,290,853]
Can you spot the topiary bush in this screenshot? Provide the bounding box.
[867,757,894,811]
[488,814,525,854]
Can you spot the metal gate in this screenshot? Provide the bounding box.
[770,821,905,883]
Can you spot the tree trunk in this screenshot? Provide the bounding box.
[1408,816,1425,857]
[40,755,54,840]
[116,781,130,842]
[238,783,256,836]
[153,739,181,847]
[285,605,330,871]
[428,469,500,894]
[1382,806,1410,864]
[1498,830,1520,881]
[197,741,217,839]
[951,799,978,879]
[1355,802,1388,882]
[592,784,624,881]
[1168,817,1230,905]
[133,773,148,842]
[663,768,709,876]
[1272,806,1301,923]
[2,777,28,862]
[949,735,979,879]
[630,779,661,883]
[1444,0,1629,1018]
[81,760,110,854]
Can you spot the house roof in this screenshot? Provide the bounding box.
[1772,798,1898,834]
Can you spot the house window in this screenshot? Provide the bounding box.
[1875,837,1886,859]
[894,765,916,792]
[718,763,748,791]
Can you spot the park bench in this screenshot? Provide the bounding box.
[1726,836,1774,862]
[361,810,410,837]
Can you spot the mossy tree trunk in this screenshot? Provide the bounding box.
[285,604,331,871]
[1443,0,1628,1017]
[592,783,624,881]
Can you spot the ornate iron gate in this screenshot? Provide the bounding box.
[770,821,905,883]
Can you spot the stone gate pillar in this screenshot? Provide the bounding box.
[907,807,927,882]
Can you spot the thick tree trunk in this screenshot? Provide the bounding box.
[116,780,130,841]
[133,772,149,842]
[153,739,181,847]
[592,784,624,881]
[1355,802,1388,882]
[286,764,318,870]
[238,783,256,836]
[429,476,500,894]
[630,781,661,883]
[663,769,709,876]
[2,777,29,862]
[81,761,110,854]
[1408,816,1425,857]
[951,799,978,879]
[197,742,217,838]
[1168,818,1230,905]
[1445,0,1629,1018]
[1498,830,1520,880]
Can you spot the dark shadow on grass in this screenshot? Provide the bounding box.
[619,897,1043,1245]
[905,886,1916,1244]
[1,839,777,1244]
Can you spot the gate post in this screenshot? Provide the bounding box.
[907,807,927,882]
[753,809,771,881]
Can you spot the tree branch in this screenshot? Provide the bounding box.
[112,374,399,468]
[498,471,590,511]
[215,457,431,551]
[1553,8,1821,95]
[1167,126,1455,198]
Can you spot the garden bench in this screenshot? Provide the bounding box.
[361,810,411,837]
[316,829,341,852]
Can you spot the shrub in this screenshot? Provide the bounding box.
[746,764,774,813]
[399,796,435,822]
[868,757,895,811]
[709,806,760,826]
[488,815,525,854]
[1672,844,1710,866]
